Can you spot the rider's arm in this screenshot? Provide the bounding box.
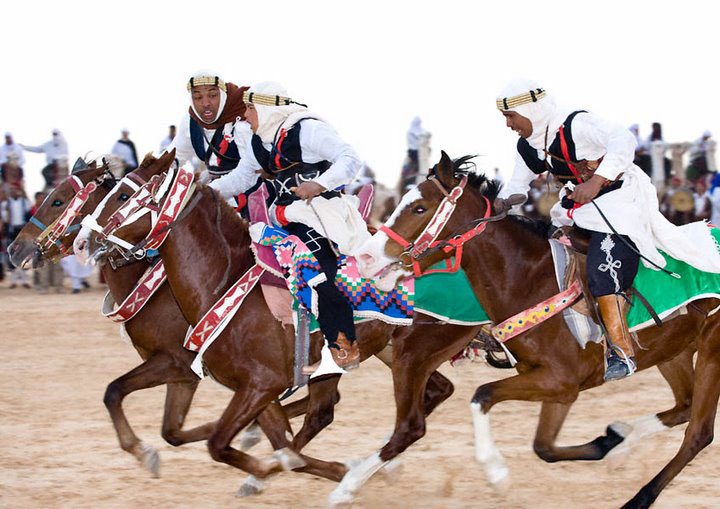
[299,119,362,191]
[20,143,46,154]
[208,145,262,199]
[497,151,537,200]
[573,112,636,182]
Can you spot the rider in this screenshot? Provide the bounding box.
[209,81,368,371]
[495,79,720,381]
[166,70,252,183]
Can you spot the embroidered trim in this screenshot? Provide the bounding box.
[598,234,622,293]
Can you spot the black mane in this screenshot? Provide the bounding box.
[431,154,552,238]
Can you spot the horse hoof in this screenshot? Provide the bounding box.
[136,443,160,478]
[273,448,306,471]
[483,454,509,487]
[238,424,262,451]
[236,475,264,497]
[328,486,355,507]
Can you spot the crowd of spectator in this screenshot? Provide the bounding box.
[0,125,176,293]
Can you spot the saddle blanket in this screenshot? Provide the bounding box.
[253,223,489,327]
[627,226,720,331]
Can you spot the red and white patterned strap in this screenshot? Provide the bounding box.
[143,166,196,250]
[101,261,168,322]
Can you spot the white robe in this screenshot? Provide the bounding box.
[500,111,720,273]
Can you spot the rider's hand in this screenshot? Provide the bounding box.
[291,181,326,203]
[569,174,606,204]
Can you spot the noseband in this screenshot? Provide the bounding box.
[379,175,496,277]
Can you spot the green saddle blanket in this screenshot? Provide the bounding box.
[300,258,490,331]
[627,228,720,331]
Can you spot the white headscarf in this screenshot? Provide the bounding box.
[497,79,573,151]
[250,81,309,144]
[188,70,227,125]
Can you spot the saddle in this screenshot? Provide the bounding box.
[554,226,662,328]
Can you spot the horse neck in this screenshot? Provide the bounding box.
[101,260,152,303]
[158,187,254,324]
[463,216,557,322]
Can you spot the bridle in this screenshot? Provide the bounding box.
[379,174,505,277]
[28,169,115,260]
[91,164,198,263]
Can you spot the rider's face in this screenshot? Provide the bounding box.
[502,111,533,139]
[245,103,259,132]
[191,85,221,123]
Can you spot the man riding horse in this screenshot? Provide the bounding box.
[496,79,720,381]
[166,70,252,182]
[209,81,369,371]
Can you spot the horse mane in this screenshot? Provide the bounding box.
[198,184,251,238]
[506,214,553,238]
[429,154,503,202]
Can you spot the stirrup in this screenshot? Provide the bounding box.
[604,348,636,382]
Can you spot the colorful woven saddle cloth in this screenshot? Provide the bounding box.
[627,227,720,331]
[252,223,490,327]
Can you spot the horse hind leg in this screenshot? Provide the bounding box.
[606,346,695,462]
[623,323,720,508]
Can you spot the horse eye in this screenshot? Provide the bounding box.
[52,199,63,207]
[119,193,130,202]
[413,205,427,214]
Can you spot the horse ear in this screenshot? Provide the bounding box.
[436,151,456,187]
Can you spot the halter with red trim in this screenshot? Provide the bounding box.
[379,175,493,277]
[29,172,112,259]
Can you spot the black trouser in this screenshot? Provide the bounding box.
[283,222,356,345]
[587,232,640,297]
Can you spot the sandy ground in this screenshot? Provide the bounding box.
[1,278,719,509]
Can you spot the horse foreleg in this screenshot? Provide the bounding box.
[103,353,196,477]
[623,328,720,508]
[160,381,215,446]
[471,368,578,486]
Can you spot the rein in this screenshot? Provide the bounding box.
[380,175,503,277]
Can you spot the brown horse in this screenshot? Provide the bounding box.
[8,153,325,483]
[350,151,718,508]
[81,165,457,490]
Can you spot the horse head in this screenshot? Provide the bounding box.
[357,151,505,291]
[76,149,176,264]
[7,159,114,269]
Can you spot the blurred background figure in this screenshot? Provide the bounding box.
[647,122,672,185]
[21,129,69,190]
[709,173,720,226]
[660,176,695,225]
[111,129,139,175]
[692,178,712,222]
[0,184,32,288]
[60,255,93,294]
[159,125,176,152]
[630,124,652,176]
[399,116,431,193]
[1,133,26,192]
[686,130,714,181]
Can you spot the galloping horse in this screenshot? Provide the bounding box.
[80,164,457,490]
[8,153,333,481]
[352,152,718,507]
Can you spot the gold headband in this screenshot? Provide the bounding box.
[496,88,546,111]
[242,90,303,107]
[187,76,227,92]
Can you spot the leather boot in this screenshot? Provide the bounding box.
[597,294,636,381]
[331,332,360,371]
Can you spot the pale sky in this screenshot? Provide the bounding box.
[2,0,718,196]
